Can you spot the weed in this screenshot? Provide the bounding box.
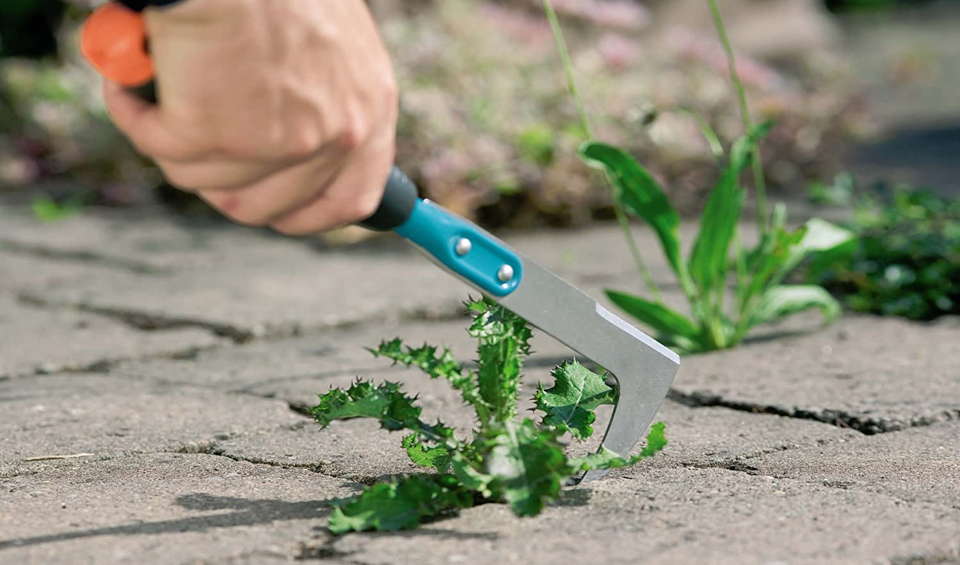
[311,299,666,533]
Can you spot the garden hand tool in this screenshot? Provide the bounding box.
[81,2,680,481]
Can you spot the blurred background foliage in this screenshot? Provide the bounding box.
[0,0,956,227]
[802,180,960,320]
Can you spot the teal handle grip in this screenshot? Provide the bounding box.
[395,199,523,297]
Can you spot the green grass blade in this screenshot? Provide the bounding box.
[605,290,700,340]
[688,124,771,295]
[750,285,841,327]
[580,142,684,280]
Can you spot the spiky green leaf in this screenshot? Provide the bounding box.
[571,422,668,471]
[469,299,532,424]
[311,380,421,431]
[535,361,617,439]
[328,475,473,534]
[402,433,453,472]
[487,420,572,517]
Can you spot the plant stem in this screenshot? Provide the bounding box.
[542,0,662,302]
[706,0,769,235]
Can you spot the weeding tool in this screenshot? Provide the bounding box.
[81,2,680,481]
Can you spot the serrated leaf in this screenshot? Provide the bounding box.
[535,361,616,439]
[450,452,494,499]
[371,339,465,382]
[470,299,532,424]
[751,285,840,327]
[402,433,452,472]
[571,422,668,472]
[605,290,700,343]
[487,420,572,517]
[579,142,684,279]
[370,337,486,418]
[328,475,472,534]
[311,380,421,431]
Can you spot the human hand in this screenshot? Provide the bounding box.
[102,0,398,234]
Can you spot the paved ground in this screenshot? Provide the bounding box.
[0,206,958,565]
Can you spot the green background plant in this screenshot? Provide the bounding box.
[543,0,854,353]
[804,186,960,320]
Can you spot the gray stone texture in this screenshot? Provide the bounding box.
[1,207,957,564]
[0,296,223,378]
[0,454,355,565]
[675,315,960,433]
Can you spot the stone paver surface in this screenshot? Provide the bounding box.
[1,207,958,564]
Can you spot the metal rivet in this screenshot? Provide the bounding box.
[497,265,515,283]
[455,238,472,256]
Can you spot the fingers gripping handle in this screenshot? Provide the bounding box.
[80,1,416,231]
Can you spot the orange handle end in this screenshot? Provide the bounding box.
[80,3,154,87]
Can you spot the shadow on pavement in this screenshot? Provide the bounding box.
[0,493,335,551]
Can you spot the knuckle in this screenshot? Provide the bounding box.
[335,111,368,153]
[284,127,323,161]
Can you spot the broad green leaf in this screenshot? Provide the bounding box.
[782,218,856,275]
[579,142,684,278]
[571,422,668,471]
[534,361,616,439]
[328,475,472,534]
[311,380,421,431]
[751,285,840,327]
[605,290,700,340]
[487,420,572,517]
[689,123,771,294]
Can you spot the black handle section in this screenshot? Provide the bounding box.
[131,81,158,104]
[360,167,419,231]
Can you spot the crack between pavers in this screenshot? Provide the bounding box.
[0,239,172,275]
[3,343,228,379]
[168,442,348,482]
[18,293,256,343]
[889,547,960,565]
[18,292,472,351]
[668,388,960,435]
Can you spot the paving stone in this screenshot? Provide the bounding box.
[325,466,960,565]
[0,295,223,378]
[0,207,689,339]
[744,420,960,508]
[0,453,355,565]
[646,401,862,468]
[0,375,304,472]
[674,315,960,434]
[107,317,574,404]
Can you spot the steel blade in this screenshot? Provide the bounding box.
[498,259,679,481]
